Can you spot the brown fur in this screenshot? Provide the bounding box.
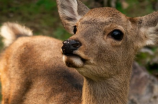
[0,30,83,104]
[1,0,158,104]
[57,0,158,104]
[65,7,135,104]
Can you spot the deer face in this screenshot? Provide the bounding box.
[62,8,136,81]
[57,0,158,81]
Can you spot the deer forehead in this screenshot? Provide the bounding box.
[78,7,128,26]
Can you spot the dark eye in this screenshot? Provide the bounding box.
[110,30,123,41]
[73,26,77,34]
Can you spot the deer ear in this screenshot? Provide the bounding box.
[56,0,89,34]
[136,11,158,47]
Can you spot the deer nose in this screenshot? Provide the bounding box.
[62,40,81,55]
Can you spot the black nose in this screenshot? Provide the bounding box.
[62,40,81,55]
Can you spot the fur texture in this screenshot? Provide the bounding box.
[1,0,158,104]
[0,23,83,104]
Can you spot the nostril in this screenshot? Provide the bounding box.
[71,40,81,48]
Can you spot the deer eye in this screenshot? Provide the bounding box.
[73,26,77,34]
[110,30,123,41]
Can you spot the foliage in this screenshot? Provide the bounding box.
[116,0,154,17]
[0,0,70,49]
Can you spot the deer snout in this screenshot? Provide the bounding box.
[62,40,81,55]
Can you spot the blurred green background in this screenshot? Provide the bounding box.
[0,0,158,102]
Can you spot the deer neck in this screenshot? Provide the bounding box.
[82,68,132,104]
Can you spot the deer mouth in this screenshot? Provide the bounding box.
[62,53,86,68]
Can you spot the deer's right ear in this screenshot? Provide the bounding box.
[131,11,158,48]
[56,0,89,34]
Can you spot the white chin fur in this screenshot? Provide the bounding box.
[63,55,84,67]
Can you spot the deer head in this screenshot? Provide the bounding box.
[57,0,158,82]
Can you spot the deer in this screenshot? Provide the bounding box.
[0,0,158,104]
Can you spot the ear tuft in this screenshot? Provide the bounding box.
[142,24,158,46]
[58,0,78,19]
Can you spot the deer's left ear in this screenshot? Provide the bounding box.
[56,0,89,34]
[136,11,158,47]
